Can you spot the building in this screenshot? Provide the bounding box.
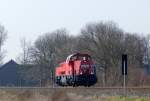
[0,60,21,86]
[0,60,39,87]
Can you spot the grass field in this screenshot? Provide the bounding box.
[0,88,149,101]
[92,96,150,101]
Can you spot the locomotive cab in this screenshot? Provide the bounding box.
[55,53,97,86]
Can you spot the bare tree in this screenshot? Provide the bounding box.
[17,37,31,65]
[78,21,124,86]
[0,24,7,64]
[78,21,147,86]
[24,29,76,86]
[17,21,150,86]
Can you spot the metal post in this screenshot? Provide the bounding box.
[124,76,126,96]
[123,61,126,101]
[123,61,126,96]
[122,54,127,101]
[40,79,41,87]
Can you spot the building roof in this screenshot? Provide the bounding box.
[0,59,19,70]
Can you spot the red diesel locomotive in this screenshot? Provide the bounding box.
[55,53,97,86]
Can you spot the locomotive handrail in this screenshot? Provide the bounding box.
[66,53,76,63]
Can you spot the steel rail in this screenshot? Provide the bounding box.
[0,86,150,89]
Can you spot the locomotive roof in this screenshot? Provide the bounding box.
[72,53,91,57]
[66,53,91,63]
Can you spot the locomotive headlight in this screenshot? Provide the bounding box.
[80,71,83,74]
[91,69,94,74]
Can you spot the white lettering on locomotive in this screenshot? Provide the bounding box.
[80,64,89,68]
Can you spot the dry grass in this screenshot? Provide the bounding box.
[0,89,90,101]
[0,89,150,101]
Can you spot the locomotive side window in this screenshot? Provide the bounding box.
[83,57,86,60]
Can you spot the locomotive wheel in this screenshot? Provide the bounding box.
[73,82,76,87]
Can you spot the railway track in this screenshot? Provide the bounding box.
[0,86,150,89]
[0,86,149,97]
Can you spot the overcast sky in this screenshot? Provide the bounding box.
[0,0,150,62]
